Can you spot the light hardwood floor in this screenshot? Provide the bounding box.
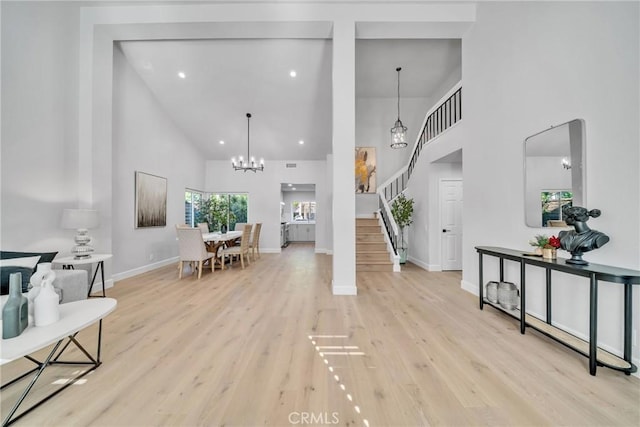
[2,243,639,426]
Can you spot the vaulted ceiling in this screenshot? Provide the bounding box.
[118,37,461,161]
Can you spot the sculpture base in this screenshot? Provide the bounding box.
[566,253,588,265]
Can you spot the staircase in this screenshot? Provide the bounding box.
[356,218,394,272]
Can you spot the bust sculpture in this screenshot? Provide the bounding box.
[558,206,609,265]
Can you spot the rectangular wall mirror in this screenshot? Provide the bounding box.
[524,119,585,227]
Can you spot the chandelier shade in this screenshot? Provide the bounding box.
[390,67,408,149]
[231,113,264,172]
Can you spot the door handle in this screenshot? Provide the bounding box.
[443,229,451,232]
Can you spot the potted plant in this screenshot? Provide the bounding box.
[529,234,549,255]
[391,193,414,264]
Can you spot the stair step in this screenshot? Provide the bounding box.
[356,225,381,234]
[357,242,387,251]
[357,253,391,262]
[356,218,379,226]
[356,234,384,242]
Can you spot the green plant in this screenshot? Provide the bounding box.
[529,234,549,248]
[391,193,414,249]
[195,195,236,231]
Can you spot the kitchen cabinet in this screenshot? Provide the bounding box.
[289,223,315,242]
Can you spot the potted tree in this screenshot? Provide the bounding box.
[391,193,415,264]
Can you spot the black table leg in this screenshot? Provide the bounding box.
[88,261,106,298]
[623,282,632,374]
[520,261,526,334]
[479,252,484,310]
[589,273,598,376]
[546,269,552,324]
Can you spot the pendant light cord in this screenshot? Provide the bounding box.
[246,113,251,160]
[396,67,401,121]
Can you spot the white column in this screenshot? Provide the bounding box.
[331,20,357,295]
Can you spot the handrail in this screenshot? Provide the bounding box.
[376,80,463,267]
[379,80,463,199]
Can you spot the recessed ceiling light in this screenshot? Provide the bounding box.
[219,140,225,145]
[178,71,186,79]
[289,70,297,78]
[298,140,304,145]
[288,183,292,187]
[292,187,296,191]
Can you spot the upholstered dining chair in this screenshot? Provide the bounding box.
[197,223,210,233]
[227,222,247,247]
[176,227,217,279]
[250,223,262,260]
[219,224,252,270]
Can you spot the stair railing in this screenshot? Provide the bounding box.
[376,80,463,268]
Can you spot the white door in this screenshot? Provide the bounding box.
[440,179,463,270]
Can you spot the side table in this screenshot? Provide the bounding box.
[52,254,112,298]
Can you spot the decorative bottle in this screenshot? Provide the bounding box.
[34,278,60,327]
[30,262,56,287]
[2,272,29,339]
[221,224,228,234]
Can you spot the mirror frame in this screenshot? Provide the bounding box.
[524,119,586,228]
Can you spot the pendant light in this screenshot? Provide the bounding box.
[390,67,408,149]
[231,113,264,172]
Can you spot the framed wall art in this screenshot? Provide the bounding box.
[135,171,167,228]
[355,147,376,193]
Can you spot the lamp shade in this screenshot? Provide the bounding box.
[61,209,99,230]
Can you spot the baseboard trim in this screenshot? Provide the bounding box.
[406,256,428,271]
[332,280,357,295]
[428,264,442,272]
[315,248,328,254]
[112,256,179,282]
[259,248,282,254]
[461,279,478,295]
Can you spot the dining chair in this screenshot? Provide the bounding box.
[176,227,217,279]
[227,222,247,247]
[219,224,252,270]
[197,223,210,233]
[250,223,262,260]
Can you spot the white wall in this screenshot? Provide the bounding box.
[405,124,463,271]
[111,45,206,276]
[1,2,80,253]
[355,96,432,216]
[205,160,329,253]
[461,2,639,362]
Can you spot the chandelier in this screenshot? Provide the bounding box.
[231,113,264,172]
[390,67,408,149]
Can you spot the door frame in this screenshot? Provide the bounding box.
[439,178,463,271]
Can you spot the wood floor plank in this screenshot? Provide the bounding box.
[2,243,638,426]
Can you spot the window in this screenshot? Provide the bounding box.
[184,189,204,227]
[191,193,248,231]
[291,201,315,223]
[541,190,572,227]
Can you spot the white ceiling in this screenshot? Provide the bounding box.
[118,37,461,161]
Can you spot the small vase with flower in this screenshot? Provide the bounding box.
[542,235,561,259]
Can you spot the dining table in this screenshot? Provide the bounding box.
[202,231,243,268]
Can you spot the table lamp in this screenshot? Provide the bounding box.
[61,209,99,259]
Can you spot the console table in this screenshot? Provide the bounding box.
[1,298,117,426]
[476,246,640,376]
